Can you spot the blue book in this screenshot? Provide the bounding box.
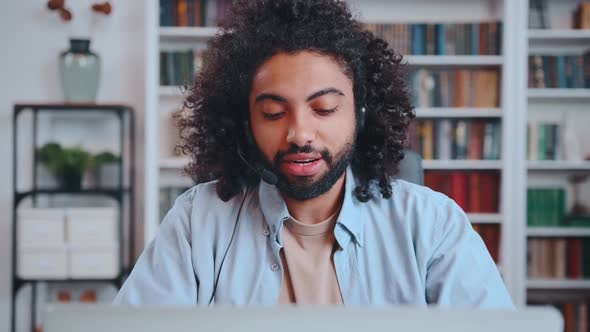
[436,24,446,55]
[556,55,566,88]
[160,0,168,26]
[412,24,426,55]
[471,23,479,55]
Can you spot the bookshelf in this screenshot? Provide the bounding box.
[527,161,590,171]
[422,160,503,170]
[414,108,503,118]
[527,280,590,290]
[159,26,218,38]
[144,0,590,307]
[527,227,590,237]
[406,55,503,66]
[524,1,590,323]
[528,88,590,99]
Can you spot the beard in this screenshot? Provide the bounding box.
[259,140,355,201]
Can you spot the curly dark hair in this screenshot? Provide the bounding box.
[178,0,415,203]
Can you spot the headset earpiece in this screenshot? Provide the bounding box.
[358,107,366,132]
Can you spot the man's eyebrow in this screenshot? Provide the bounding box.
[306,88,345,101]
[254,88,345,104]
[254,93,288,104]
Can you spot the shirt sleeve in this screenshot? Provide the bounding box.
[113,192,198,305]
[425,199,514,308]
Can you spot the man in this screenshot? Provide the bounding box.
[115,0,513,307]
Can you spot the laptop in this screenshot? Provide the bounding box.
[44,304,563,332]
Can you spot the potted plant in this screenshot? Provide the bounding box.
[93,151,121,189]
[37,142,94,191]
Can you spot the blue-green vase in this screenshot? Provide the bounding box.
[59,38,101,102]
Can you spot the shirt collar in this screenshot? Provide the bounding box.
[257,166,364,247]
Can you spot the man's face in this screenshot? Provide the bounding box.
[248,51,356,201]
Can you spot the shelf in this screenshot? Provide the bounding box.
[14,189,129,206]
[527,227,590,237]
[528,89,590,99]
[405,55,503,66]
[159,86,186,97]
[527,161,590,171]
[528,29,590,41]
[527,279,590,289]
[468,213,503,224]
[159,157,190,169]
[422,160,502,170]
[415,108,502,118]
[159,26,219,39]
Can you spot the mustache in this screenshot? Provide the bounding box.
[274,144,333,165]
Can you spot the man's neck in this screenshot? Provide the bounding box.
[282,173,346,225]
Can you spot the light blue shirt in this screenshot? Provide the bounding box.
[114,167,513,307]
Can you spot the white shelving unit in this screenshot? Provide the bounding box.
[406,55,503,66]
[141,0,590,307]
[415,107,503,118]
[422,160,503,170]
[527,161,590,171]
[527,227,590,237]
[469,213,504,224]
[528,29,590,41]
[527,279,590,290]
[159,157,190,169]
[524,0,590,309]
[528,88,590,99]
[159,26,218,38]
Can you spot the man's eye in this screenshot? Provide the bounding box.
[315,107,338,116]
[262,112,284,120]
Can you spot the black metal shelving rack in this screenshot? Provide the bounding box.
[11,104,135,332]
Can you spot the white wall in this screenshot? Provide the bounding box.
[0,1,145,331]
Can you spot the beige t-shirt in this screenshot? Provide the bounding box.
[278,210,343,305]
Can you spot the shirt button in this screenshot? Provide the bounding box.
[271,263,279,271]
[271,225,277,233]
[263,228,270,236]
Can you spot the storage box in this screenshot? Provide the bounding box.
[18,208,66,247]
[68,244,120,279]
[66,208,118,245]
[18,246,68,279]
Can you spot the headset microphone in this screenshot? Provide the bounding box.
[237,147,278,185]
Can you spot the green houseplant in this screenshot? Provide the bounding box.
[37,142,94,191]
[94,151,121,188]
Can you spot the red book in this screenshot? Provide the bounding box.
[568,239,583,279]
[468,120,484,160]
[468,172,482,213]
[479,23,488,55]
[489,224,501,263]
[480,172,500,213]
[450,171,469,210]
[564,303,576,332]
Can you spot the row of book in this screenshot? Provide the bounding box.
[527,123,562,161]
[424,171,500,213]
[528,300,588,332]
[472,224,500,263]
[160,0,230,27]
[160,49,204,86]
[527,188,566,227]
[409,69,499,108]
[528,53,590,89]
[159,186,191,222]
[365,22,502,55]
[527,238,590,279]
[407,119,502,160]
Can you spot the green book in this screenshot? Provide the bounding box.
[583,239,590,278]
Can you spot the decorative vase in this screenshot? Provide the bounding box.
[59,38,101,102]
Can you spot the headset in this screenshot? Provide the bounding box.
[207,106,366,303]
